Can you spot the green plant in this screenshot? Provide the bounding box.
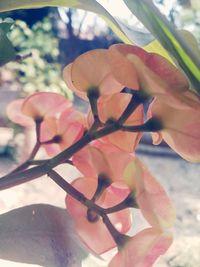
[4,17,72,98]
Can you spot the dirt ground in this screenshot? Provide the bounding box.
[0,142,199,267]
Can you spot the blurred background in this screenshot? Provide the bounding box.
[0,0,199,266]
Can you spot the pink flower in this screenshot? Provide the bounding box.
[6,99,34,128]
[63,63,88,101]
[63,49,123,100]
[73,142,175,230]
[40,108,86,156]
[131,159,176,229]
[108,227,173,267]
[148,91,200,162]
[65,177,132,254]
[6,92,71,127]
[95,93,144,152]
[107,44,188,97]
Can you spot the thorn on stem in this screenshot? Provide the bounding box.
[15,52,32,62]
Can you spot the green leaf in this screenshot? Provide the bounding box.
[124,0,200,94]
[0,18,16,66]
[180,29,200,59]
[0,0,154,47]
[0,28,16,66]
[0,17,14,33]
[144,39,174,64]
[114,20,154,46]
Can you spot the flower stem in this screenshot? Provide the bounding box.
[48,169,103,214]
[117,90,149,124]
[0,100,154,190]
[105,192,139,214]
[101,213,130,250]
[5,122,42,176]
[48,169,130,249]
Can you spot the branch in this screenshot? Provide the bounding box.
[117,90,149,124]
[101,213,130,250]
[48,169,130,249]
[0,96,155,190]
[48,169,103,214]
[7,122,42,175]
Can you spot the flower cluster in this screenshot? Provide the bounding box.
[6,44,200,267]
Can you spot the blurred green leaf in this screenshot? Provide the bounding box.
[6,18,73,98]
[114,20,154,46]
[124,0,200,94]
[144,39,174,64]
[0,0,154,46]
[180,30,200,58]
[0,17,14,33]
[0,21,16,66]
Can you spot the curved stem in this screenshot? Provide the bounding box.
[117,90,149,124]
[91,174,111,202]
[48,169,130,249]
[29,159,73,166]
[105,193,139,214]
[6,122,42,176]
[10,141,40,174]
[101,213,130,250]
[87,88,102,133]
[48,169,104,214]
[0,94,153,190]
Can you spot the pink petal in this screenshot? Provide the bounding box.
[72,146,98,177]
[65,177,132,254]
[108,44,140,89]
[103,130,142,153]
[60,122,85,150]
[108,44,168,96]
[108,44,188,95]
[40,117,58,142]
[40,117,61,156]
[93,141,137,186]
[100,186,132,233]
[58,108,86,134]
[149,96,200,162]
[66,178,97,220]
[75,217,116,254]
[6,99,34,128]
[98,93,144,152]
[70,49,123,95]
[73,141,138,187]
[73,145,112,179]
[43,143,61,156]
[126,54,169,96]
[147,105,163,145]
[63,63,88,101]
[109,227,173,267]
[146,53,188,92]
[21,92,71,121]
[133,159,176,229]
[40,108,85,156]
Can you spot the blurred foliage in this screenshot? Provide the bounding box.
[0,7,50,27]
[0,144,16,159]
[5,17,72,98]
[125,0,200,93]
[176,4,200,44]
[162,0,200,44]
[0,18,16,66]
